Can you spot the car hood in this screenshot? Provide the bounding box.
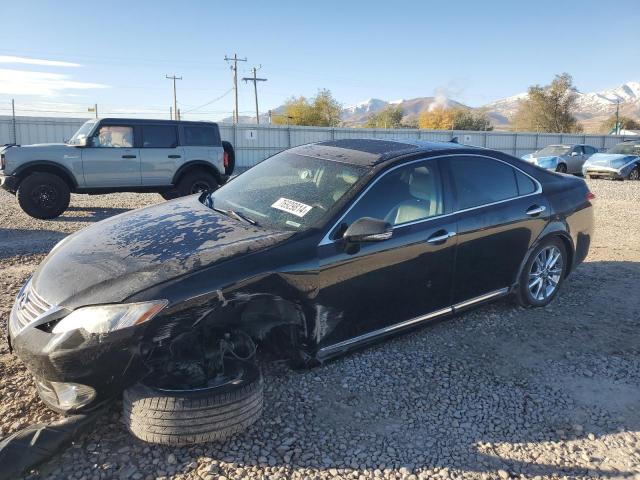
[586,153,637,167]
[31,196,293,308]
[525,155,559,164]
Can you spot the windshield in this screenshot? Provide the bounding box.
[535,145,570,157]
[606,142,640,156]
[201,152,368,231]
[68,120,96,145]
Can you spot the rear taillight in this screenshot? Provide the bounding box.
[0,153,5,170]
[223,151,229,169]
[586,191,595,201]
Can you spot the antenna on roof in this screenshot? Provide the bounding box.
[450,136,459,144]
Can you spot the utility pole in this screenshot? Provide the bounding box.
[224,54,247,124]
[615,99,621,135]
[166,74,182,120]
[11,98,16,144]
[242,65,267,124]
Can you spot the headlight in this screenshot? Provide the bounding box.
[51,300,168,334]
[537,157,558,169]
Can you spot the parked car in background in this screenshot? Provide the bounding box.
[521,144,598,174]
[9,139,594,445]
[582,140,640,180]
[0,118,235,219]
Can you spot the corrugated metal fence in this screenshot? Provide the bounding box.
[1,116,635,170]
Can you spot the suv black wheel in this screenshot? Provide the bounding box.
[516,238,567,307]
[123,360,263,445]
[16,172,70,219]
[176,170,219,197]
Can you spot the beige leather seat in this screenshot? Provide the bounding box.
[385,166,439,225]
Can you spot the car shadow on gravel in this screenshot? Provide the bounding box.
[55,206,132,223]
[0,228,67,260]
[25,261,640,479]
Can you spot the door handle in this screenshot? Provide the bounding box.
[121,154,137,159]
[168,154,181,159]
[526,205,546,216]
[427,230,456,244]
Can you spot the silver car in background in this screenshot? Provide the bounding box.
[521,144,598,174]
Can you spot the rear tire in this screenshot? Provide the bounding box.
[176,170,219,197]
[516,238,567,308]
[555,163,567,173]
[222,141,235,176]
[123,360,263,446]
[16,172,70,219]
[628,167,639,181]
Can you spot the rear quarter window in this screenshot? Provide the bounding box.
[515,169,537,195]
[182,125,219,146]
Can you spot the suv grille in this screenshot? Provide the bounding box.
[14,283,53,331]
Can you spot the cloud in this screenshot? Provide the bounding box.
[0,55,81,68]
[0,69,108,96]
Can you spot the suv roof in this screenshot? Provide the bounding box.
[98,118,219,128]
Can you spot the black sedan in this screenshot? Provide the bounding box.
[8,139,594,445]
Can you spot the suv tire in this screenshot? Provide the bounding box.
[222,141,235,176]
[123,360,263,445]
[176,170,219,197]
[16,172,70,219]
[516,237,567,308]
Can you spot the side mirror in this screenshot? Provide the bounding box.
[343,217,393,242]
[72,137,88,147]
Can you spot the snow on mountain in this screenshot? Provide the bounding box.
[343,98,388,115]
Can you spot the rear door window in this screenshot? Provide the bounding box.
[182,125,218,146]
[448,156,519,210]
[141,125,178,148]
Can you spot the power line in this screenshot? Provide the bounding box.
[224,53,247,124]
[165,74,182,120]
[183,87,234,113]
[242,65,267,124]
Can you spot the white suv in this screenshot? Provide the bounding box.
[0,118,235,219]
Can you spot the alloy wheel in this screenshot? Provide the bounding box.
[629,168,639,181]
[30,184,57,209]
[528,246,563,301]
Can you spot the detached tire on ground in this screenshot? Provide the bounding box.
[176,169,219,197]
[16,172,70,219]
[123,361,263,446]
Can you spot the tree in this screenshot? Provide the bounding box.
[600,115,640,133]
[418,106,454,130]
[512,73,582,133]
[273,89,342,127]
[451,108,493,131]
[364,105,404,128]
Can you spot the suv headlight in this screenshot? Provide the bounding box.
[52,300,168,334]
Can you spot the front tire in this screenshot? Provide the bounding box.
[555,163,567,173]
[123,360,263,446]
[16,172,70,219]
[516,238,567,307]
[176,170,219,197]
[628,167,639,181]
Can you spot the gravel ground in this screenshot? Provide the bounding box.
[1,180,639,480]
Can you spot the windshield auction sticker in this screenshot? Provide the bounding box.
[271,197,313,217]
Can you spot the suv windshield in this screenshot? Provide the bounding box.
[68,120,96,145]
[606,142,640,155]
[535,145,570,156]
[201,152,367,231]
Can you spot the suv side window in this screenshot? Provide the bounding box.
[584,146,597,155]
[141,125,178,148]
[183,125,218,146]
[333,160,443,239]
[92,125,134,148]
[448,156,519,210]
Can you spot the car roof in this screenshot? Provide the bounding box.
[97,118,219,128]
[289,138,468,167]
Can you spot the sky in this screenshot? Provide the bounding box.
[0,0,638,121]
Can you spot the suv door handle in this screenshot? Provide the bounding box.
[168,154,181,159]
[526,205,546,216]
[427,230,456,244]
[121,154,137,159]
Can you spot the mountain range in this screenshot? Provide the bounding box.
[226,81,640,132]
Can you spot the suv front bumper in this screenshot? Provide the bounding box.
[0,174,19,192]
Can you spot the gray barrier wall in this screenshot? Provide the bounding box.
[1,116,635,171]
